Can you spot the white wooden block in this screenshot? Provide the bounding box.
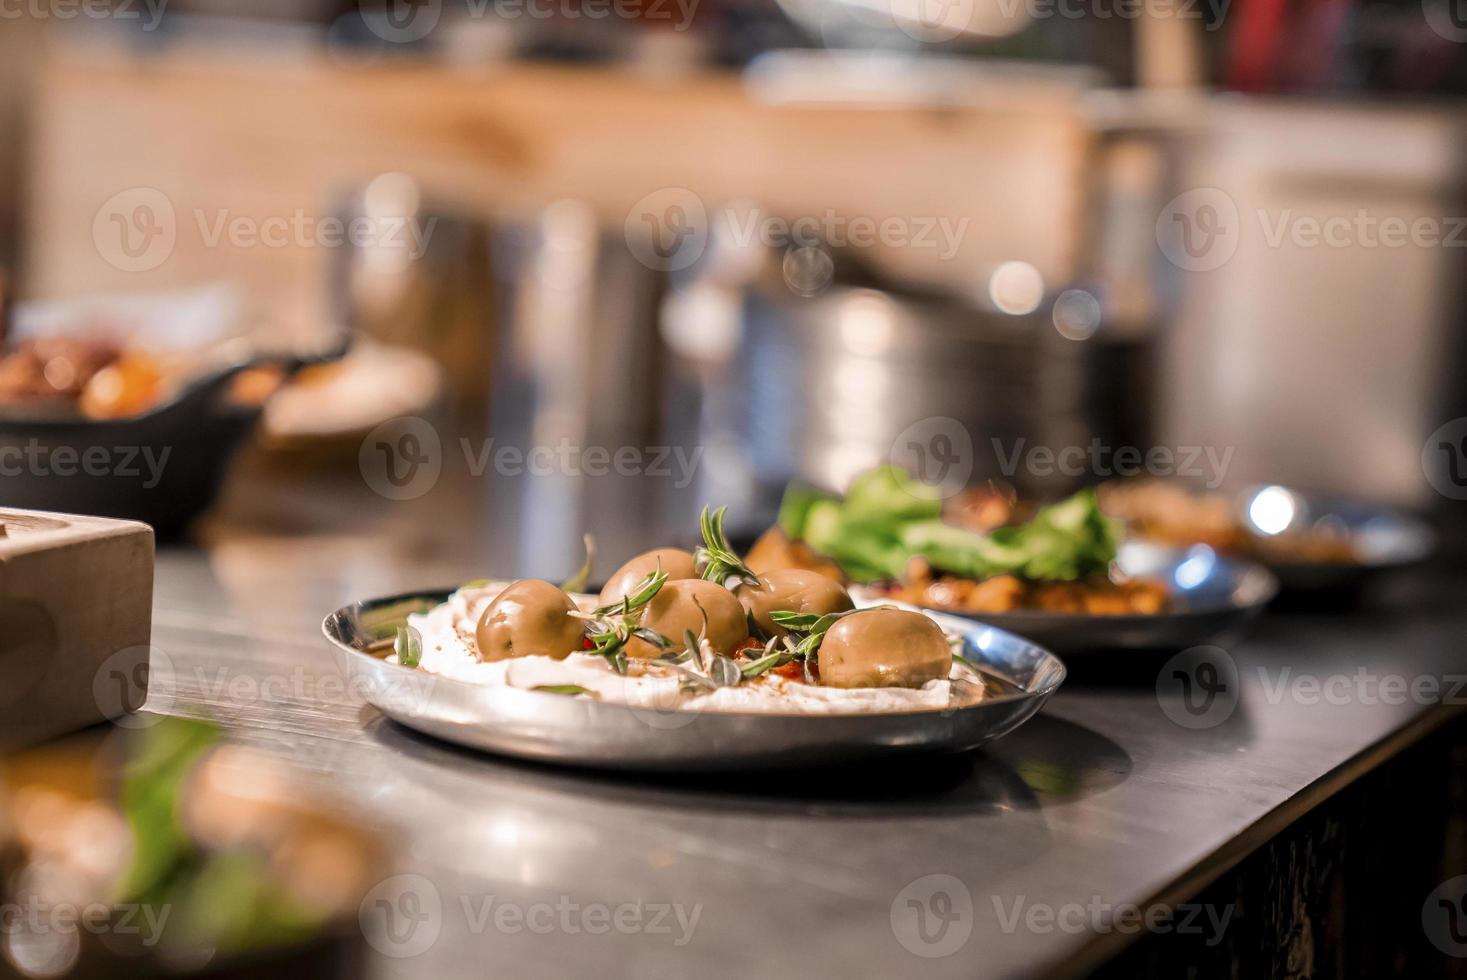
[0,509,154,747]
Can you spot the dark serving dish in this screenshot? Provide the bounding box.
[0,345,345,537]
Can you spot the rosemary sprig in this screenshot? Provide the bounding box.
[740,608,859,680]
[591,569,668,618]
[580,569,670,675]
[696,506,760,588]
[740,637,795,680]
[788,609,856,659]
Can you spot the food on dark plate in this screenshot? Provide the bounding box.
[392,506,985,713]
[1097,479,1359,565]
[475,578,585,661]
[773,466,1171,616]
[0,336,167,417]
[0,334,287,419]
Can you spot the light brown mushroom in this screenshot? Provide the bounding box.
[475,580,584,662]
[817,608,952,689]
[738,568,854,636]
[597,548,698,607]
[628,579,749,659]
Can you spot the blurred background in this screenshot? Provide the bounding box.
[0,0,1465,577]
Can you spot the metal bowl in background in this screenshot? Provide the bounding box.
[677,268,1154,525]
[1236,484,1437,591]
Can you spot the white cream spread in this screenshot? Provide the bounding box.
[401,582,981,714]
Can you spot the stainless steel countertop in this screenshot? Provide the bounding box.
[142,469,1467,980]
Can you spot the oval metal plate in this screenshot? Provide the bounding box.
[322,591,1065,771]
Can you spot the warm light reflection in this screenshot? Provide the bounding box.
[988,261,1044,316]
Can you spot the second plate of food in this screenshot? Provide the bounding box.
[877,541,1278,656]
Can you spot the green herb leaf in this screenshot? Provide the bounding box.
[592,569,667,617]
[395,625,424,668]
[631,627,671,649]
[532,684,596,697]
[952,652,985,677]
[740,649,794,679]
[709,655,742,687]
[696,506,759,587]
[769,610,823,631]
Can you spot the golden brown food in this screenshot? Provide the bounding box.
[0,338,125,407]
[744,528,847,583]
[817,608,952,689]
[944,484,1024,532]
[1097,479,1246,552]
[598,547,699,607]
[738,568,854,636]
[1248,530,1357,565]
[630,579,749,658]
[887,568,1169,615]
[474,579,584,662]
[79,352,166,419]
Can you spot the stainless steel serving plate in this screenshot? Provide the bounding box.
[322,590,1065,771]
[1236,486,1436,591]
[902,542,1279,656]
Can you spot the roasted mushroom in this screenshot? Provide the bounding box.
[598,548,698,607]
[817,608,952,689]
[629,579,749,658]
[738,568,854,636]
[475,580,584,662]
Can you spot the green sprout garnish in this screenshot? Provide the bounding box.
[696,506,759,588]
[583,569,670,675]
[394,625,424,668]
